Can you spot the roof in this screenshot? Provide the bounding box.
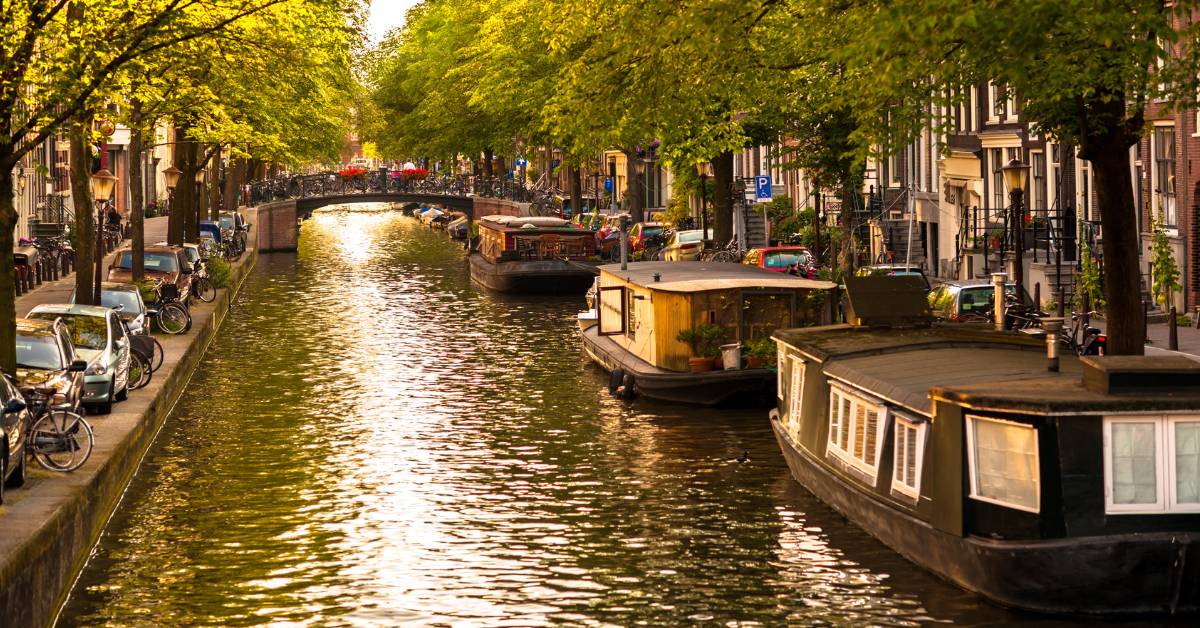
[599,261,837,292]
[30,303,111,318]
[775,324,1200,415]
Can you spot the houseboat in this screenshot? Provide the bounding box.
[580,261,836,405]
[469,215,598,294]
[770,276,1200,615]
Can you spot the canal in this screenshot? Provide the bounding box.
[59,206,1091,626]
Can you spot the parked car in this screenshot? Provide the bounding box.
[28,304,131,414]
[928,279,1029,322]
[744,246,815,275]
[72,282,149,335]
[570,213,603,231]
[595,213,629,243]
[14,318,86,413]
[855,263,931,291]
[107,245,193,302]
[629,222,667,252]
[0,373,32,499]
[661,229,711,261]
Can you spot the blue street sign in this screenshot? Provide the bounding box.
[755,175,772,203]
[515,158,529,167]
[604,178,614,192]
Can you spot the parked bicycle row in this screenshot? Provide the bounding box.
[0,231,242,503]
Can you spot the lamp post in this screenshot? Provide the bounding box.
[696,160,713,246]
[90,167,118,305]
[1001,158,1031,299]
[162,164,181,214]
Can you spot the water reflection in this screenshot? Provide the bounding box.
[60,206,1112,626]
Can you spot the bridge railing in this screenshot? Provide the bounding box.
[246,171,559,207]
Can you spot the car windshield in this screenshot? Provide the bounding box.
[959,285,1021,313]
[219,215,235,230]
[182,247,200,263]
[116,252,178,273]
[30,313,107,350]
[16,334,62,370]
[100,290,143,313]
[679,231,704,243]
[641,226,664,237]
[765,250,810,269]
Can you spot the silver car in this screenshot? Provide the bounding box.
[26,304,130,415]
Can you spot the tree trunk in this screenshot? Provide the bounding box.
[568,165,582,217]
[69,117,97,305]
[483,148,494,178]
[128,115,146,282]
[623,150,644,223]
[1091,133,1145,355]
[227,156,245,210]
[712,150,735,246]
[209,144,222,220]
[0,162,20,374]
[167,126,186,245]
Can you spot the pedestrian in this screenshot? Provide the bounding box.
[106,204,122,228]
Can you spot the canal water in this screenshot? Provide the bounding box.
[59,207,1108,626]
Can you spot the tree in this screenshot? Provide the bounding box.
[816,0,1200,354]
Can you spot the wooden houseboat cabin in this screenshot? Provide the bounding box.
[770,278,1200,615]
[469,215,598,294]
[581,261,835,405]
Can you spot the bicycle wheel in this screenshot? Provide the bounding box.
[150,336,164,372]
[712,250,741,263]
[129,350,151,390]
[30,410,93,472]
[157,303,190,335]
[194,276,217,303]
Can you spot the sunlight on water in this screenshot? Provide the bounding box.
[59,205,1045,626]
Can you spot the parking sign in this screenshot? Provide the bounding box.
[755,176,772,203]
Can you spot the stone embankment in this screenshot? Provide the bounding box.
[0,209,259,628]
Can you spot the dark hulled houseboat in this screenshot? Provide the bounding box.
[469,215,598,294]
[770,278,1200,615]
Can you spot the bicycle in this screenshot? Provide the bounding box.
[150,282,191,335]
[20,386,94,472]
[702,236,742,263]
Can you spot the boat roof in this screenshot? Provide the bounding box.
[599,261,837,293]
[775,325,1200,416]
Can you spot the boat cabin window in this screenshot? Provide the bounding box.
[966,416,1040,513]
[782,355,805,442]
[1104,416,1200,514]
[776,347,789,404]
[828,383,887,483]
[598,286,626,335]
[892,413,927,499]
[625,289,638,339]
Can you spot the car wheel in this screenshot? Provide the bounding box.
[115,384,128,402]
[93,381,114,415]
[5,443,26,489]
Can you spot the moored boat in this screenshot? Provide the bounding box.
[469,215,598,294]
[580,261,835,405]
[770,277,1200,615]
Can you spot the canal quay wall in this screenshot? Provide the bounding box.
[0,210,260,628]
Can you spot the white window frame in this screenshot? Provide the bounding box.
[776,348,788,402]
[827,382,888,484]
[785,358,805,441]
[966,415,1041,513]
[892,413,928,499]
[1104,415,1200,514]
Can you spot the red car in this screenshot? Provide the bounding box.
[629,222,666,252]
[743,246,816,277]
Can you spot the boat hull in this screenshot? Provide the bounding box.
[769,414,1200,616]
[469,254,597,295]
[581,326,773,406]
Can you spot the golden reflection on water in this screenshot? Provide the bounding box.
[59,206,1035,626]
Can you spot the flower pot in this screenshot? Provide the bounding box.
[688,357,715,373]
[745,356,763,369]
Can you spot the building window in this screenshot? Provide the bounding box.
[1032,152,1046,211]
[828,383,887,483]
[1153,125,1176,228]
[991,148,1004,209]
[966,415,1040,513]
[1105,416,1200,514]
[892,413,927,498]
[987,81,1001,122]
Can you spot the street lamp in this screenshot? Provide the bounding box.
[696,160,713,245]
[1001,158,1031,299]
[90,167,118,304]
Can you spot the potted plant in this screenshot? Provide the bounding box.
[744,337,776,369]
[677,324,727,373]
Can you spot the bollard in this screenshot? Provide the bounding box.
[992,272,1007,331]
[1170,305,1179,351]
[1034,282,1041,310]
[23,267,32,292]
[34,261,41,285]
[1144,300,1150,341]
[1042,317,1064,372]
[1057,285,1065,317]
[14,269,23,296]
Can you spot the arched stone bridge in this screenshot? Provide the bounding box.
[255,192,529,252]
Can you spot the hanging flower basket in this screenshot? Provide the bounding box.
[338,167,367,181]
[402,168,429,181]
